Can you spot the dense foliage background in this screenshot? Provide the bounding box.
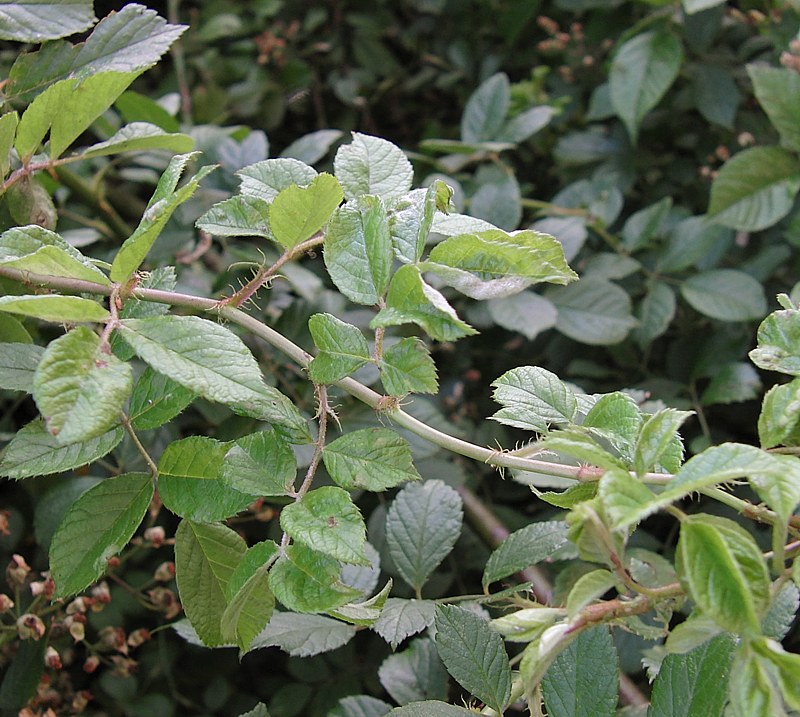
[1,1,799,716]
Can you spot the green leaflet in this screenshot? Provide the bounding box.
[758,379,800,449]
[322,428,421,492]
[221,429,297,497]
[328,580,392,626]
[422,229,577,300]
[78,122,194,158]
[117,315,268,407]
[0,294,109,323]
[389,182,449,264]
[308,312,371,384]
[6,4,185,102]
[490,366,577,433]
[372,598,436,650]
[111,153,215,282]
[128,366,196,431]
[334,132,413,203]
[174,520,246,647]
[634,408,693,475]
[237,704,272,717]
[598,468,656,531]
[609,30,683,143]
[280,486,369,565]
[371,265,476,342]
[324,195,393,306]
[461,73,510,143]
[434,605,511,714]
[32,327,132,444]
[49,472,153,598]
[0,342,44,392]
[565,570,619,617]
[237,157,318,201]
[195,195,272,239]
[0,111,19,177]
[750,309,800,376]
[541,627,618,717]
[708,146,800,231]
[538,431,628,471]
[15,71,140,160]
[380,338,438,396]
[269,173,343,249]
[387,703,474,717]
[385,480,463,593]
[676,515,770,635]
[681,269,767,321]
[250,611,357,657]
[379,638,449,705]
[0,639,45,712]
[488,291,558,340]
[649,634,736,717]
[268,543,362,614]
[634,281,675,347]
[0,419,123,479]
[748,65,800,153]
[229,382,312,444]
[0,1,95,42]
[582,392,642,460]
[750,637,800,711]
[482,521,568,589]
[157,436,254,522]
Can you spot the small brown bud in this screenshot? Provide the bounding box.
[154,561,176,582]
[99,626,128,654]
[148,587,182,619]
[110,655,138,677]
[737,131,755,147]
[83,655,100,673]
[0,510,10,536]
[6,554,31,589]
[144,526,166,547]
[30,574,55,600]
[91,581,111,604]
[66,597,91,615]
[44,646,62,670]
[106,555,121,569]
[127,628,151,649]
[17,613,46,640]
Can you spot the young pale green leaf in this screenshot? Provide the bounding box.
[461,73,510,143]
[422,229,577,300]
[250,611,357,657]
[548,278,637,346]
[748,65,800,152]
[681,269,767,321]
[634,408,693,475]
[220,554,276,651]
[0,111,19,177]
[328,579,393,626]
[683,0,725,12]
[174,520,246,647]
[729,647,787,717]
[387,704,474,717]
[6,4,185,102]
[227,541,279,600]
[762,582,800,640]
[117,315,268,407]
[0,419,123,479]
[389,182,449,263]
[385,480,463,593]
[664,613,724,655]
[633,281,675,347]
[237,158,317,201]
[380,338,438,396]
[565,570,619,617]
[195,195,272,239]
[111,154,215,282]
[541,627,618,717]
[751,637,800,710]
[488,291,558,340]
[128,367,196,431]
[539,482,598,509]
[434,605,511,713]
[749,310,800,376]
[609,30,683,143]
[269,173,343,249]
[334,132,413,203]
[708,147,800,231]
[324,196,392,305]
[0,294,109,323]
[0,343,44,392]
[330,695,392,717]
[308,313,371,384]
[158,436,254,522]
[0,1,95,43]
[222,429,297,497]
[490,366,577,433]
[49,473,152,598]
[15,71,139,160]
[758,379,800,449]
[371,265,477,342]
[372,598,436,650]
[280,486,368,565]
[599,468,657,531]
[323,428,421,492]
[268,543,362,614]
[32,327,132,444]
[482,521,568,589]
[676,515,770,634]
[78,121,194,158]
[281,129,343,165]
[379,638,449,706]
[649,634,736,717]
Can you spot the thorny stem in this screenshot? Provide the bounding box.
[292,384,329,500]
[0,266,793,534]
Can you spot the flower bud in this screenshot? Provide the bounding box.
[0,594,14,613]
[491,607,566,642]
[110,655,137,677]
[144,526,166,547]
[67,617,86,642]
[6,554,31,589]
[538,622,571,658]
[44,646,62,670]
[72,691,92,713]
[127,628,151,649]
[83,655,100,674]
[30,574,55,600]
[154,561,175,582]
[17,613,46,640]
[91,581,111,604]
[99,626,128,654]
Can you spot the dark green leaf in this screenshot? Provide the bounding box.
[0,639,45,711]
[0,342,44,392]
[633,281,676,347]
[700,362,761,405]
[222,429,296,497]
[158,436,254,522]
[387,704,474,717]
[380,338,438,396]
[542,627,618,717]
[681,270,767,321]
[221,545,276,651]
[490,366,577,432]
[330,695,392,717]
[482,521,568,589]
[50,473,152,598]
[434,605,511,713]
[308,313,371,384]
[281,129,343,165]
[0,1,95,42]
[748,65,800,151]
[487,292,558,340]
[128,367,196,431]
[372,598,436,650]
[379,638,449,705]
[385,480,463,592]
[461,73,510,143]
[692,64,740,129]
